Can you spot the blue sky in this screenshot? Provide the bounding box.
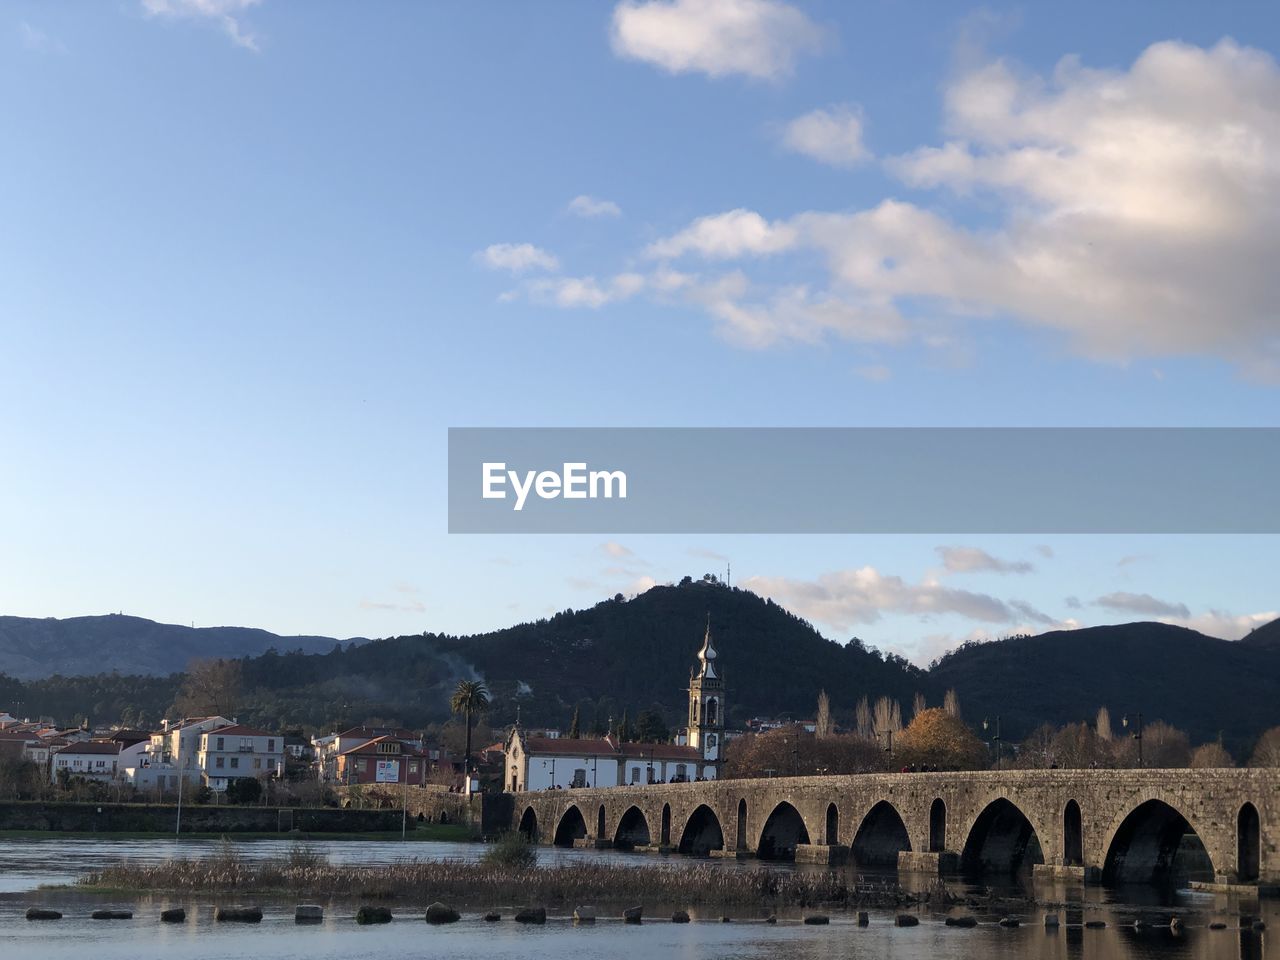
[2,1,1277,665]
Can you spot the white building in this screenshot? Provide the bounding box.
[51,741,120,782]
[504,621,726,792]
[147,716,232,786]
[198,724,284,792]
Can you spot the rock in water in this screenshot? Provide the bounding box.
[355,905,393,925]
[295,905,323,923]
[91,910,133,920]
[573,906,596,923]
[857,911,869,926]
[25,908,61,921]
[998,916,1021,928]
[622,905,643,924]
[160,908,186,923]
[425,902,460,924]
[803,916,829,925]
[895,914,919,927]
[483,912,501,922]
[945,916,978,927]
[515,907,547,925]
[672,910,690,923]
[216,906,263,923]
[1044,914,1060,928]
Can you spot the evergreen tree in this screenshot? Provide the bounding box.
[567,706,581,739]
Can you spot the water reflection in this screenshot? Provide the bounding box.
[0,836,1273,960]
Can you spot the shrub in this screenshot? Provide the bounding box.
[481,831,537,869]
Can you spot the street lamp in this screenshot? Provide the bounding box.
[983,716,1002,770]
[1122,713,1144,767]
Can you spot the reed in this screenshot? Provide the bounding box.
[76,843,924,908]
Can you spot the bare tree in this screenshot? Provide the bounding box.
[855,697,873,740]
[815,689,833,739]
[1095,706,1113,741]
[911,692,927,721]
[943,688,961,719]
[873,697,902,737]
[173,658,243,718]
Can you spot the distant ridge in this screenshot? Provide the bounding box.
[0,614,360,680]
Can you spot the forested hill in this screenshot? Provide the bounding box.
[928,621,1280,755]
[0,614,357,680]
[2,592,1277,755]
[1241,616,1280,649]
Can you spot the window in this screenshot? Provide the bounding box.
[216,757,225,768]
[239,738,253,752]
[630,767,640,784]
[676,764,687,779]
[216,737,224,750]
[253,758,261,769]
[572,769,586,788]
[230,757,239,769]
[268,739,276,751]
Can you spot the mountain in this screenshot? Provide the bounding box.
[1240,616,1280,650]
[928,622,1280,755]
[0,614,359,680]
[2,589,1278,756]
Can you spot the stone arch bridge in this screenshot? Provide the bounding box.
[513,769,1280,887]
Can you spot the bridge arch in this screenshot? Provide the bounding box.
[661,803,672,846]
[757,800,810,861]
[961,797,1044,875]
[826,803,840,845]
[1239,803,1260,883]
[614,805,652,849]
[928,798,946,852]
[1063,799,1083,866]
[596,804,606,840]
[736,798,748,850]
[553,804,588,847]
[852,800,911,867]
[678,803,725,856]
[1101,798,1214,885]
[518,806,538,843]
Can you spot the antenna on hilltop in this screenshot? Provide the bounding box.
[726,561,730,587]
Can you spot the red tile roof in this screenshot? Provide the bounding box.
[515,735,703,762]
[56,742,121,756]
[337,735,425,758]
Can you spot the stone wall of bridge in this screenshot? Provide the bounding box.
[510,769,1280,885]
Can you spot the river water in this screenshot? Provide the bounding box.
[0,836,1274,960]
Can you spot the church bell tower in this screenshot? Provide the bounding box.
[688,615,725,768]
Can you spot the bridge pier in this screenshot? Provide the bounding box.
[795,844,848,865]
[898,850,959,874]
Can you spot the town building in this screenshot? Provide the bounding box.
[50,741,126,783]
[311,725,427,782]
[197,724,284,793]
[333,735,428,785]
[504,621,726,791]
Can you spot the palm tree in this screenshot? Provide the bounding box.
[450,679,490,777]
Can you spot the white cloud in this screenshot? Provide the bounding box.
[876,39,1280,378]
[937,545,1034,575]
[1094,591,1190,619]
[523,273,645,308]
[783,105,870,167]
[477,243,560,275]
[611,0,824,81]
[1166,609,1280,640]
[140,0,262,51]
[741,565,1035,634]
[568,195,622,218]
[601,541,633,558]
[646,209,798,260]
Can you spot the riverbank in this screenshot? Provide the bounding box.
[3,824,471,843]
